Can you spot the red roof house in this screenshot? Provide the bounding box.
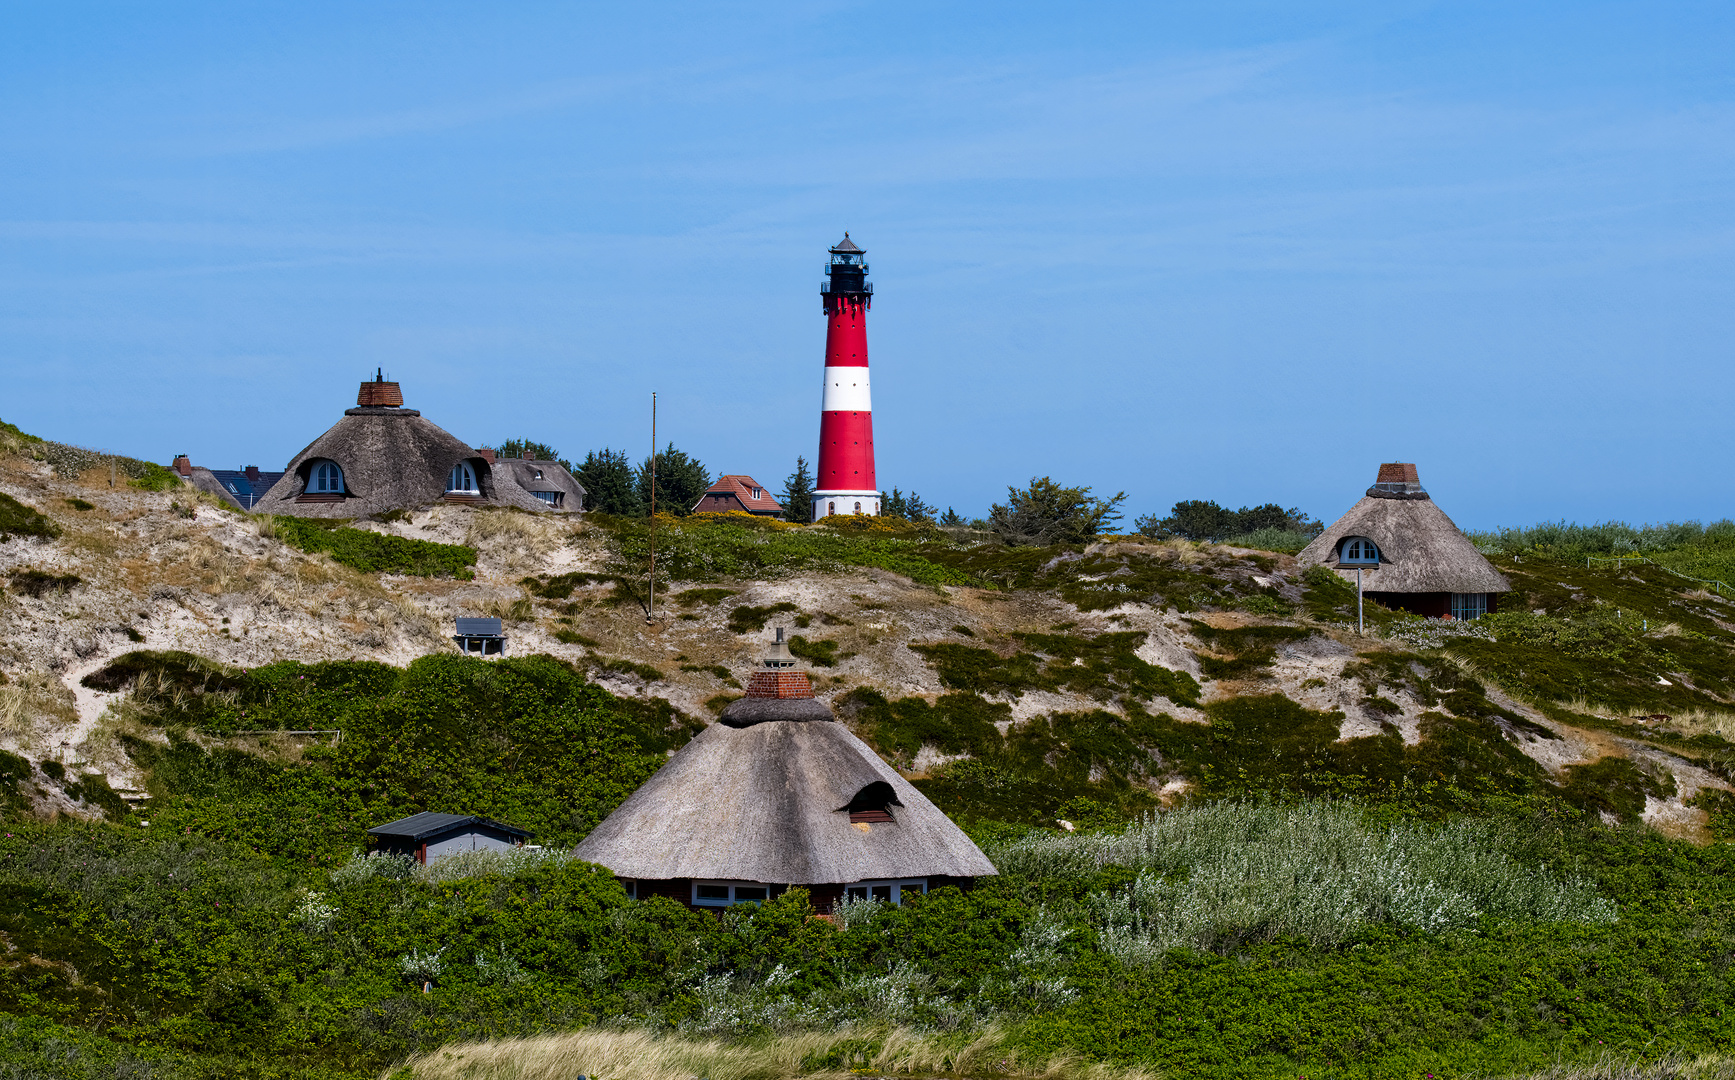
[693,475,784,517]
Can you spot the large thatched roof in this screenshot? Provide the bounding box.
[250,381,585,518]
[1296,464,1510,595]
[572,712,996,885]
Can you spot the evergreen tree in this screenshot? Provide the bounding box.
[880,488,937,522]
[939,507,964,526]
[1136,500,1321,541]
[635,443,711,516]
[574,449,641,515]
[782,456,815,523]
[988,477,1126,546]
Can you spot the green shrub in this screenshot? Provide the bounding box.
[64,498,95,512]
[272,517,476,578]
[521,571,612,599]
[1558,756,1675,823]
[0,494,60,542]
[8,569,80,598]
[727,602,799,633]
[675,587,739,606]
[787,635,840,666]
[911,632,1200,707]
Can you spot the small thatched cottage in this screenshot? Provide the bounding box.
[1296,463,1510,619]
[247,374,586,518]
[573,630,996,911]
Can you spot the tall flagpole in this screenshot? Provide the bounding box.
[647,392,657,623]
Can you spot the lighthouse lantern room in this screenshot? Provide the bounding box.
[812,233,880,521]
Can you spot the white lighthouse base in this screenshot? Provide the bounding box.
[812,491,881,522]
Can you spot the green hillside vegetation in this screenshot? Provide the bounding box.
[7,492,1735,1078]
[267,516,479,578]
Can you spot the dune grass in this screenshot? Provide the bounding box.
[989,800,1615,963]
[392,1026,1159,1080]
[1505,1057,1735,1080]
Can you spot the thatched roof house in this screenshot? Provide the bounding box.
[249,375,585,518]
[574,630,996,911]
[1296,463,1510,619]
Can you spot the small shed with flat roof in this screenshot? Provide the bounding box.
[367,812,530,863]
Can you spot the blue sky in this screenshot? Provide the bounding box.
[2,2,1731,529]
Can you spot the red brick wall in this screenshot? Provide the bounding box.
[357,381,404,407]
[746,671,814,699]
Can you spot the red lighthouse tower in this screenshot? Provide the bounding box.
[812,233,879,520]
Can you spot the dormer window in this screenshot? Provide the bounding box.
[447,462,478,494]
[752,487,763,500]
[309,460,345,494]
[1339,536,1380,565]
[532,469,544,480]
[837,780,902,824]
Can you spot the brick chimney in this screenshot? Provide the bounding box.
[245,465,261,482]
[1369,462,1427,498]
[357,368,404,408]
[1376,463,1418,486]
[475,447,497,464]
[172,455,192,477]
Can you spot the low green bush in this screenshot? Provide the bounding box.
[7,568,80,597]
[272,517,477,578]
[787,635,840,666]
[910,631,1201,708]
[0,494,60,542]
[727,602,798,633]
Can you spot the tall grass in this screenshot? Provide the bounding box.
[328,847,575,886]
[1467,519,1735,584]
[396,1026,1160,1080]
[1216,527,1317,554]
[1507,1057,1735,1080]
[989,801,1615,965]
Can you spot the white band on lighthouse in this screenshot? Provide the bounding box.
[820,366,872,412]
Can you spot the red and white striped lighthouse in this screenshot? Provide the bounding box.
[812,233,880,520]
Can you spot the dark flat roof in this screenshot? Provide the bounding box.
[367,812,530,841]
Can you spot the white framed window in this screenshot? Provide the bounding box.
[843,879,928,906]
[853,501,862,513]
[752,487,763,499]
[1339,536,1379,565]
[1450,593,1488,621]
[447,462,478,493]
[531,491,562,506]
[692,880,773,907]
[532,469,544,480]
[309,460,345,494]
